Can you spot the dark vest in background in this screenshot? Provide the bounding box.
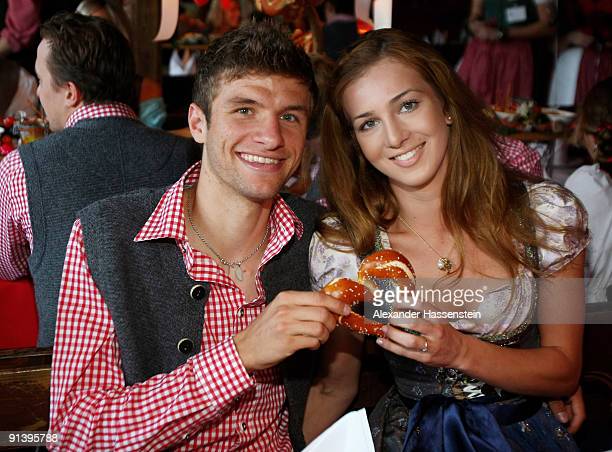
[79,188,320,450]
[19,117,200,347]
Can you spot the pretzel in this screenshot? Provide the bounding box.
[359,249,416,283]
[322,277,382,336]
[323,250,416,337]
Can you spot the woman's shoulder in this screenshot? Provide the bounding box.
[309,216,360,291]
[320,215,343,229]
[524,180,590,274]
[312,216,355,254]
[526,178,576,199]
[525,179,587,215]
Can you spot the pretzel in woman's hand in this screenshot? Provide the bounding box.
[322,250,416,337]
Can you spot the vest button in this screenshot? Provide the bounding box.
[177,338,194,354]
[190,284,207,300]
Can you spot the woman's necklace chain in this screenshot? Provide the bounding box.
[398,215,454,274]
[186,190,269,282]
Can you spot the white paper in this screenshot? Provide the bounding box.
[303,408,375,452]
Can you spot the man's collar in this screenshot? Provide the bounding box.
[134,161,304,243]
[64,102,138,128]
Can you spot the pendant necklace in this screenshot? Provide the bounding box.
[398,215,454,274]
[186,190,269,282]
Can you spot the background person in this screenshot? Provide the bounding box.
[458,0,556,105]
[0,13,199,347]
[0,0,40,72]
[0,0,41,117]
[557,0,612,105]
[565,77,612,305]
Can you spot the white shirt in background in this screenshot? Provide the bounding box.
[565,164,612,303]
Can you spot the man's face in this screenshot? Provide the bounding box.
[35,40,71,132]
[191,73,311,202]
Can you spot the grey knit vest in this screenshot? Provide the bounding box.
[19,117,200,347]
[79,188,321,451]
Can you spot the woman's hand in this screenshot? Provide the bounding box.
[549,386,586,434]
[470,20,501,41]
[376,321,469,368]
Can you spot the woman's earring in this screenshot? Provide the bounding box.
[446,115,452,125]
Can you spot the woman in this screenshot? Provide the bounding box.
[565,77,612,305]
[458,0,555,105]
[558,0,612,105]
[305,29,588,450]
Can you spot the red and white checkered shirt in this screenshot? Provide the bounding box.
[0,102,137,280]
[495,136,543,178]
[50,161,303,451]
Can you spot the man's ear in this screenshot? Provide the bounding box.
[64,81,83,109]
[188,103,208,144]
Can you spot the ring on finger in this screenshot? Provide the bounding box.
[419,338,429,353]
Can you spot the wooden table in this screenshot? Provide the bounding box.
[510,131,565,142]
[0,348,52,432]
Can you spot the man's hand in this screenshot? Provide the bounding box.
[233,291,351,372]
[549,386,586,434]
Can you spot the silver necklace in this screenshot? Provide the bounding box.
[398,215,454,274]
[186,191,269,282]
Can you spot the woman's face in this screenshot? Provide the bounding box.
[341,58,452,194]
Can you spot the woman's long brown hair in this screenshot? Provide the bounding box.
[319,29,582,277]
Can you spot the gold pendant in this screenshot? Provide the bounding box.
[234,265,244,282]
[437,257,453,273]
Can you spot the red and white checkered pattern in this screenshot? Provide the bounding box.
[64,102,137,128]
[0,103,137,280]
[495,136,543,178]
[0,151,31,279]
[50,161,302,451]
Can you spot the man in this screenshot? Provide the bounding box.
[49,22,349,450]
[0,13,199,347]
